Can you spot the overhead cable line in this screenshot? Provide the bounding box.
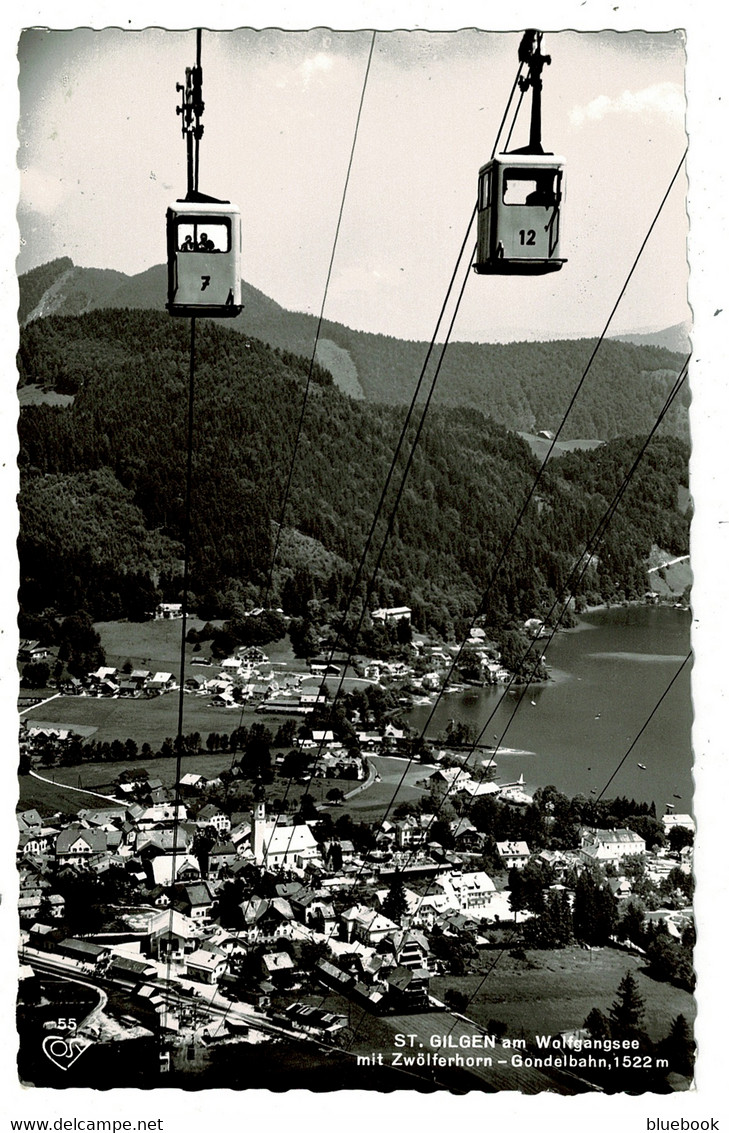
[263,31,377,610]
[260,92,689,1011]
[308,145,691,1028]
[224,29,376,775]
[226,39,496,1018]
[491,60,527,158]
[596,651,692,802]
[381,359,691,870]
[334,361,690,1041]
[245,209,477,874]
[373,146,689,829]
[439,646,693,1040]
[243,51,529,869]
[163,27,204,1033]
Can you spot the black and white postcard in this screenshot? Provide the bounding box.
[2,2,726,1131]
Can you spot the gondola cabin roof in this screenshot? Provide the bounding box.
[477,151,565,177]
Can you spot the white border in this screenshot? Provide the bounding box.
[2,4,726,1132]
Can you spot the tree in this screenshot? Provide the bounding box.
[658,1014,695,1079]
[381,872,408,925]
[444,988,468,1013]
[288,618,320,659]
[668,825,694,854]
[281,749,311,780]
[617,900,647,948]
[56,611,105,677]
[327,841,343,872]
[645,935,695,991]
[584,1007,611,1040]
[609,971,646,1039]
[573,869,616,946]
[21,661,51,688]
[192,827,216,879]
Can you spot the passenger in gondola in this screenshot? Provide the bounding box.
[181,234,194,251]
[526,175,555,207]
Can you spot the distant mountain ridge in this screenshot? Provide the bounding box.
[18,258,690,442]
[611,322,691,355]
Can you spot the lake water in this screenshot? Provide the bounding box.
[406,606,693,812]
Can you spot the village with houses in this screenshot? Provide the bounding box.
[16,602,697,1091]
[15,602,697,1091]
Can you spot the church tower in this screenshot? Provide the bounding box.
[252,779,268,866]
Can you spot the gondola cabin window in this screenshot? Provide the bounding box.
[502,170,558,207]
[166,198,243,318]
[176,220,230,253]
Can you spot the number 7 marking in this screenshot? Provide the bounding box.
[201,276,211,290]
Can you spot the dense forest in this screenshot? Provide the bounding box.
[17,307,690,635]
[18,258,690,442]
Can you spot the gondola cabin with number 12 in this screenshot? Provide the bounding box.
[166,194,243,318]
[474,152,565,275]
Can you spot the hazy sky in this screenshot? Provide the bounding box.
[16,26,689,342]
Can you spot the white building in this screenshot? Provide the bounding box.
[251,795,319,870]
[580,827,646,866]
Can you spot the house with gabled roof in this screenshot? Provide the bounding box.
[385,965,430,1009]
[142,909,200,961]
[18,827,57,858]
[496,840,531,870]
[380,929,431,970]
[174,880,215,921]
[149,852,200,887]
[137,828,189,857]
[179,772,207,791]
[106,953,157,983]
[196,804,231,835]
[78,806,127,830]
[29,922,60,951]
[58,938,110,965]
[148,672,175,691]
[341,904,399,946]
[17,809,44,835]
[208,841,239,877]
[132,801,188,827]
[450,870,497,911]
[450,817,486,851]
[186,947,227,983]
[579,827,646,866]
[55,827,108,866]
[662,813,695,835]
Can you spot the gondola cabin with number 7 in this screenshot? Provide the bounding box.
[166,194,243,318]
[474,152,565,275]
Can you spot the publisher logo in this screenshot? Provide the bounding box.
[41,1034,92,1071]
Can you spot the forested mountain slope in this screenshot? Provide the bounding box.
[18,309,690,633]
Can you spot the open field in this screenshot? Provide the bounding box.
[20,691,256,748]
[345,754,432,819]
[18,385,74,408]
[17,745,428,823]
[430,945,695,1043]
[17,749,242,815]
[96,618,322,679]
[518,433,603,461]
[95,617,222,674]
